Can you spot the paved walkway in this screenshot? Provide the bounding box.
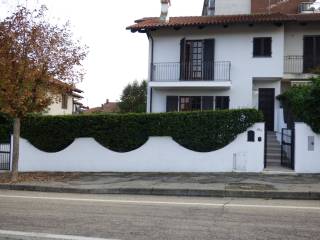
[0,172,320,199]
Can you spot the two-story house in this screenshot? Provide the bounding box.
[44,82,87,115]
[127,0,320,133]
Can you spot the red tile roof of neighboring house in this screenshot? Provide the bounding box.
[127,13,320,32]
[84,100,120,114]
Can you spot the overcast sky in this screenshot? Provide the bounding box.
[0,0,203,107]
[1,0,319,107]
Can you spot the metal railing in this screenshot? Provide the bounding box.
[284,55,320,74]
[152,61,231,82]
[281,128,295,170]
[299,2,317,13]
[0,143,11,171]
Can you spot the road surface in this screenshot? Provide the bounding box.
[0,190,319,240]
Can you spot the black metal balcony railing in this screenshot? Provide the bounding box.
[298,2,317,13]
[284,56,320,74]
[152,61,231,82]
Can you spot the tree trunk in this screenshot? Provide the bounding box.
[11,118,20,182]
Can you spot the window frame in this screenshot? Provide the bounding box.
[253,37,272,58]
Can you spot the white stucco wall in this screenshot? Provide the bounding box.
[284,23,320,57]
[18,123,265,173]
[295,123,320,173]
[215,0,251,15]
[150,24,285,117]
[44,94,73,116]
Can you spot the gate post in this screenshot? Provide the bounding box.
[291,124,295,170]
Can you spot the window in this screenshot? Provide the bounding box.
[166,96,229,112]
[186,40,203,80]
[61,94,68,109]
[180,38,215,80]
[303,35,320,72]
[180,96,202,112]
[215,96,229,110]
[253,37,272,57]
[202,96,214,110]
[166,96,179,112]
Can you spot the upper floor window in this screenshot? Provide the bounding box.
[253,37,272,57]
[180,38,215,81]
[61,94,68,109]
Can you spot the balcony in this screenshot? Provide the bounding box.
[298,2,318,13]
[150,61,231,89]
[284,56,320,77]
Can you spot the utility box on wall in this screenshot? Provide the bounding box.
[308,136,315,151]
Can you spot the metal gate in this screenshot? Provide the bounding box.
[0,141,11,171]
[280,128,295,170]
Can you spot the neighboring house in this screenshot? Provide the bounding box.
[45,85,87,115]
[84,99,120,114]
[127,0,320,132]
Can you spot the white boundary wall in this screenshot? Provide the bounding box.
[18,123,265,173]
[295,123,320,173]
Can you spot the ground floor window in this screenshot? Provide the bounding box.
[180,96,201,111]
[166,96,229,112]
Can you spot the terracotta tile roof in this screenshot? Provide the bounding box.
[84,101,120,114]
[127,13,320,32]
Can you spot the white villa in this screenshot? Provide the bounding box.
[127,0,320,133]
[45,85,87,116]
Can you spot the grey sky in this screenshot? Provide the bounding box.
[0,0,203,107]
[1,0,319,107]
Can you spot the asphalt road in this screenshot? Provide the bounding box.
[0,190,319,240]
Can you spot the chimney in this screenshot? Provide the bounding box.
[160,0,170,22]
[106,99,109,104]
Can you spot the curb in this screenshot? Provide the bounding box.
[0,184,319,200]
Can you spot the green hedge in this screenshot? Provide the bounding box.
[1,109,263,152]
[277,78,320,133]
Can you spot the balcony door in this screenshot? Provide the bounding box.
[303,36,320,73]
[180,39,215,81]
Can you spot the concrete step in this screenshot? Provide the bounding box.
[266,162,282,167]
[267,153,281,157]
[267,149,281,154]
[267,159,281,163]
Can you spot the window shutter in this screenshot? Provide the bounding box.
[180,38,186,80]
[304,36,315,72]
[202,96,214,110]
[216,96,229,110]
[264,38,272,56]
[222,96,230,109]
[253,38,261,57]
[203,39,215,80]
[166,96,178,112]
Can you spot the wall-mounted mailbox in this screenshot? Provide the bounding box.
[308,136,315,151]
[247,130,255,142]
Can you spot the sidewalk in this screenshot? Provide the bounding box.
[0,172,320,200]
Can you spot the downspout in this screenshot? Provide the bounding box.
[147,31,154,113]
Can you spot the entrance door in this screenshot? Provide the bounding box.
[303,36,320,72]
[258,88,275,131]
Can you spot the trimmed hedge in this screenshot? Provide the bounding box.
[277,77,320,133]
[1,109,263,152]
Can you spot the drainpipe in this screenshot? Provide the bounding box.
[147,32,154,113]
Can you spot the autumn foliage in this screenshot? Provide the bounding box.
[0,5,87,117]
[0,5,87,179]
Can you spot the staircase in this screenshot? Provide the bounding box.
[265,132,282,169]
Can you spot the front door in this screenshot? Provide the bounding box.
[258,88,275,131]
